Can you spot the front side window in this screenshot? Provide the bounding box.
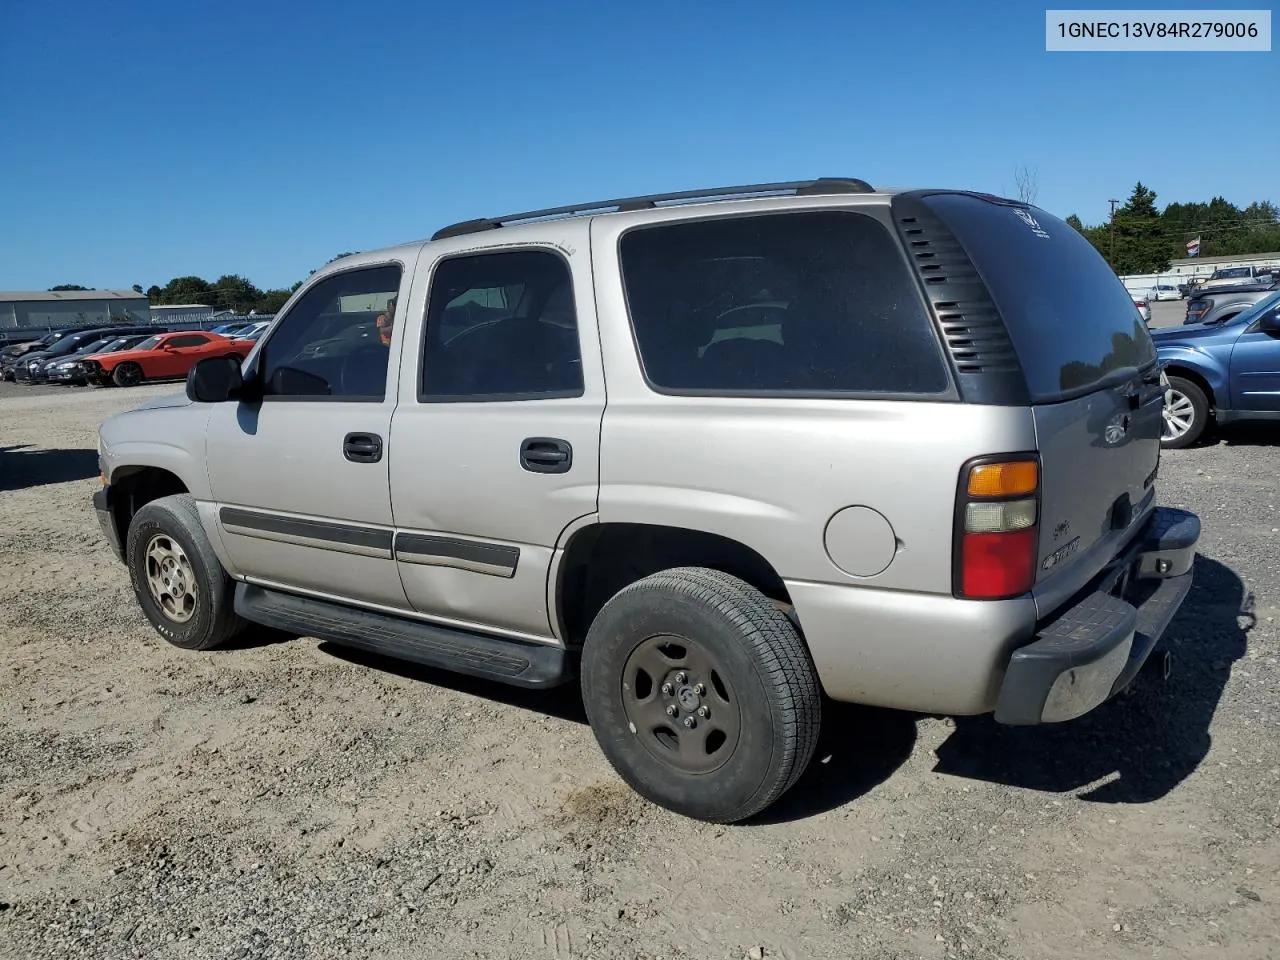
[259,264,402,400]
[168,334,209,348]
[420,250,583,401]
[618,211,951,395]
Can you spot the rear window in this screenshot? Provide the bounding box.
[922,194,1157,401]
[618,210,951,396]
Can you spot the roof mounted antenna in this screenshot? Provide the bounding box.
[431,176,875,241]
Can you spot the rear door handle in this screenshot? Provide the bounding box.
[343,432,383,463]
[520,437,572,474]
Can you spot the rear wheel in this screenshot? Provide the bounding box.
[113,362,143,387]
[580,566,821,823]
[1162,376,1209,449]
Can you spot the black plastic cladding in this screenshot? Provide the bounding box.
[891,192,1031,406]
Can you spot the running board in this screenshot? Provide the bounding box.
[234,583,571,689]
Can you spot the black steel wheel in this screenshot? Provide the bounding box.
[581,566,821,823]
[620,632,743,776]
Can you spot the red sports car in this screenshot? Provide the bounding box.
[82,331,255,388]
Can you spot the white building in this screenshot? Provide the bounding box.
[0,289,151,330]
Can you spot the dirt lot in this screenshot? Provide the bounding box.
[2,380,1278,960]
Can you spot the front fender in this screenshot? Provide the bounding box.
[1158,346,1230,402]
[99,404,214,500]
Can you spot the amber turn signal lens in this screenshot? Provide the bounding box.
[967,460,1038,498]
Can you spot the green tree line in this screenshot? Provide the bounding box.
[1065,183,1280,275]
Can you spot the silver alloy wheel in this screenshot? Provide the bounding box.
[1162,388,1196,442]
[144,534,198,623]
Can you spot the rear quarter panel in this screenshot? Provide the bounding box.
[587,200,1039,594]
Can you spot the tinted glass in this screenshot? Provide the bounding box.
[260,264,402,400]
[168,334,209,347]
[923,194,1157,401]
[421,250,583,400]
[619,211,950,395]
[135,335,163,351]
[77,339,110,354]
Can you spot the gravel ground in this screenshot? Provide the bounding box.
[1,382,1278,960]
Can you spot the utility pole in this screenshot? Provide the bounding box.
[1108,198,1120,267]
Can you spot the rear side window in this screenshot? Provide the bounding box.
[618,210,951,396]
[922,194,1157,401]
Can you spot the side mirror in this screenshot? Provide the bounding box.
[1258,309,1280,333]
[187,355,244,403]
[160,342,175,351]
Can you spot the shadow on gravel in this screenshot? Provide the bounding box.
[0,445,99,491]
[932,555,1251,804]
[316,642,589,724]
[750,701,918,824]
[217,625,296,652]
[1217,422,1280,448]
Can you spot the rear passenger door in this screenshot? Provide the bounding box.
[388,241,604,640]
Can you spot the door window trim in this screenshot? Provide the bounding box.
[253,258,406,404]
[415,245,586,404]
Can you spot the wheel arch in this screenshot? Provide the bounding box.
[552,521,793,648]
[1161,362,1219,412]
[105,465,193,552]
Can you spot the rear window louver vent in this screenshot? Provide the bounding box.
[896,214,1019,374]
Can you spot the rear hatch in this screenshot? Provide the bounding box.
[918,193,1163,608]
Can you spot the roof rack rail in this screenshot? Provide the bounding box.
[430,177,875,241]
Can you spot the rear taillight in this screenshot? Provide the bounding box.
[954,456,1040,600]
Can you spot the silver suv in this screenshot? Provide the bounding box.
[93,178,1201,823]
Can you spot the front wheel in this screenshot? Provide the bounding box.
[580,567,821,823]
[113,362,143,387]
[1162,375,1210,449]
[125,494,247,650]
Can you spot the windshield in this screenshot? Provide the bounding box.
[134,335,163,351]
[77,339,110,354]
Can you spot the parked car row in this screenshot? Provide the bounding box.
[1,323,264,387]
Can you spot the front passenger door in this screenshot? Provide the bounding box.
[1230,299,1280,412]
[204,261,413,610]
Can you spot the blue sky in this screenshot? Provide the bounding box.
[1,0,1276,292]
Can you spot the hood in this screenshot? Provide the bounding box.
[1150,321,1238,348]
[130,392,192,412]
